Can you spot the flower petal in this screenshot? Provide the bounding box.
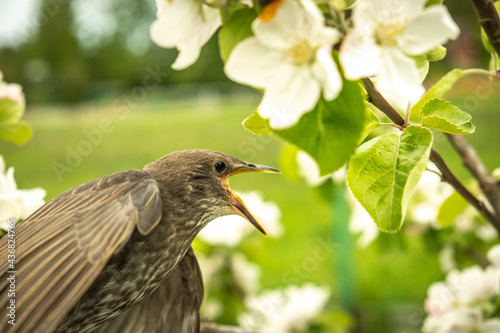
[399,5,460,55]
[376,47,424,101]
[312,46,342,101]
[340,28,381,80]
[258,66,320,129]
[252,0,301,50]
[150,0,198,48]
[225,38,285,89]
[300,0,340,45]
[150,0,221,70]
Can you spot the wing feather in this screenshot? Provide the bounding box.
[98,247,204,333]
[0,170,163,333]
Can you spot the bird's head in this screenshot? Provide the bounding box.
[144,149,280,235]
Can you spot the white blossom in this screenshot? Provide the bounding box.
[198,191,282,246]
[348,190,379,248]
[340,0,459,102]
[225,0,342,129]
[231,253,262,294]
[296,151,331,187]
[423,307,483,333]
[150,0,221,70]
[409,170,453,226]
[238,283,330,331]
[423,253,500,333]
[487,245,500,269]
[0,72,24,105]
[196,252,225,287]
[0,155,45,229]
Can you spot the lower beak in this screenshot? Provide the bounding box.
[230,193,267,235]
[227,162,280,235]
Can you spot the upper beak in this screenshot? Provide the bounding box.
[227,162,280,235]
[229,163,280,176]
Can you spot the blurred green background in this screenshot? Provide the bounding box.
[1,1,500,332]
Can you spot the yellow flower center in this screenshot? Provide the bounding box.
[284,41,316,66]
[373,18,407,47]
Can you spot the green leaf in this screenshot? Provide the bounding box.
[420,98,475,134]
[0,121,32,145]
[274,77,365,176]
[347,126,433,233]
[437,191,469,228]
[218,8,256,63]
[359,105,380,143]
[413,55,429,83]
[426,45,447,62]
[242,111,272,135]
[411,68,466,117]
[425,0,443,6]
[0,98,25,126]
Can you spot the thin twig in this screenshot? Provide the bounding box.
[446,134,500,221]
[429,149,500,235]
[361,78,405,127]
[470,0,500,58]
[361,78,500,235]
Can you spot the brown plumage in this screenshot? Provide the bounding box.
[0,149,279,333]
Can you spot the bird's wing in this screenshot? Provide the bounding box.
[98,246,204,333]
[0,170,162,333]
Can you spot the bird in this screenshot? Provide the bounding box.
[0,149,279,333]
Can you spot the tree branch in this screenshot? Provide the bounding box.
[429,149,500,235]
[361,78,405,127]
[446,134,500,220]
[470,0,500,58]
[361,78,500,235]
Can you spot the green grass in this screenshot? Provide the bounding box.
[3,83,499,331]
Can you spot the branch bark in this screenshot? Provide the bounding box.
[362,78,405,127]
[429,149,500,235]
[470,0,500,57]
[446,134,500,220]
[361,78,500,235]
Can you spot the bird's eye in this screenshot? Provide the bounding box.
[214,161,226,173]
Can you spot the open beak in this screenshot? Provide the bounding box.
[227,163,280,235]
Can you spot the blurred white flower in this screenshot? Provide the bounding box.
[201,298,223,319]
[344,182,379,247]
[425,281,455,317]
[410,170,453,226]
[454,206,478,234]
[296,151,331,186]
[150,0,221,70]
[225,0,342,129]
[445,266,499,305]
[340,0,459,101]
[487,245,500,268]
[483,319,500,332]
[231,253,262,294]
[423,307,483,333]
[423,252,500,333]
[438,244,456,273]
[0,155,45,228]
[198,191,282,246]
[238,283,330,332]
[348,190,379,248]
[0,72,24,105]
[196,252,225,287]
[475,224,498,243]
